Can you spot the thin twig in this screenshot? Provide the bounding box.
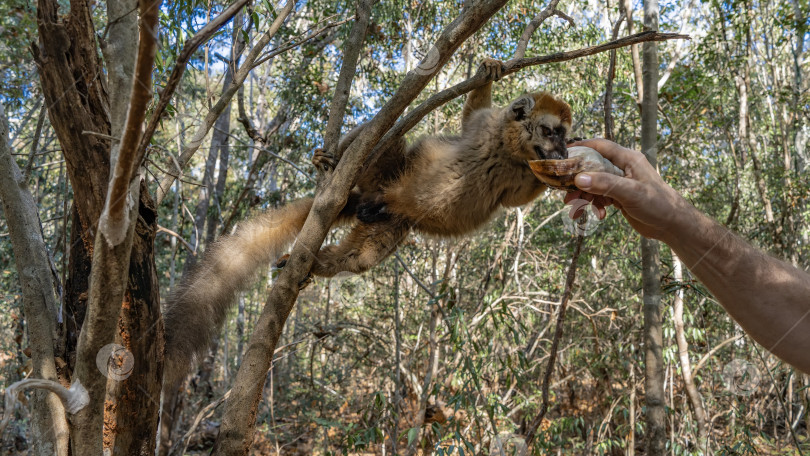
[81,130,119,141]
[169,390,231,456]
[22,103,47,181]
[320,0,378,171]
[693,334,743,375]
[250,16,353,70]
[157,225,196,255]
[394,252,437,299]
[513,0,566,60]
[525,229,586,444]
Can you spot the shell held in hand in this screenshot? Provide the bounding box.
[528,146,625,190]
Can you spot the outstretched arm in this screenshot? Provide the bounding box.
[567,138,810,374]
[461,58,503,133]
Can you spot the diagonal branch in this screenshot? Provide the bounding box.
[524,233,586,444]
[320,0,378,171]
[371,31,689,162]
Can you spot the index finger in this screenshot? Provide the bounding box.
[568,138,645,171]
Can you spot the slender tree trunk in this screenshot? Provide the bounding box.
[184,62,233,268]
[622,0,643,106]
[671,253,708,447]
[0,102,70,456]
[628,367,636,456]
[641,0,666,452]
[392,264,403,454]
[736,21,778,249]
[406,297,441,456]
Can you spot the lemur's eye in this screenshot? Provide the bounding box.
[540,126,552,136]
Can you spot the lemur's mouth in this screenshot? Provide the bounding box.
[533,143,568,160]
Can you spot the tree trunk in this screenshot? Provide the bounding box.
[35,0,164,451]
[406,297,441,456]
[671,253,708,447]
[34,0,111,235]
[641,0,666,452]
[0,102,70,456]
[70,0,160,446]
[392,264,403,454]
[111,183,163,456]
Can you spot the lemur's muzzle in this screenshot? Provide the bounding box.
[534,138,569,160]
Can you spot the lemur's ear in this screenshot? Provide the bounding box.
[507,95,535,121]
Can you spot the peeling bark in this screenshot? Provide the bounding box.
[69,0,161,451]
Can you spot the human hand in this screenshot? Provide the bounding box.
[563,139,688,241]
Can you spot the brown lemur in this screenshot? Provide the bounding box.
[163,59,572,386]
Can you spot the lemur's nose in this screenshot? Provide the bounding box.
[554,140,568,159]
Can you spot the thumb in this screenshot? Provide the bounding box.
[574,172,638,203]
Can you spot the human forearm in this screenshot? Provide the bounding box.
[663,202,810,373]
[568,139,810,373]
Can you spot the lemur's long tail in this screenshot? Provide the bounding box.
[163,198,313,387]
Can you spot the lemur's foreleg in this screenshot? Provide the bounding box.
[461,58,504,133]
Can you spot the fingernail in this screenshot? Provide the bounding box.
[575,173,592,189]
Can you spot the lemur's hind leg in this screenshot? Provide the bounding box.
[274,190,364,271]
[311,220,410,277]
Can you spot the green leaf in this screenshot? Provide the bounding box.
[407,427,418,445]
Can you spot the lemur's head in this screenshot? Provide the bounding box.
[502,92,572,161]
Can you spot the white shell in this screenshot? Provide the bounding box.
[566,146,625,177]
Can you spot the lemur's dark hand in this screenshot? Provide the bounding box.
[480,58,505,81]
[312,148,336,173]
[356,199,390,224]
[298,273,313,290]
[275,253,290,269]
[274,254,312,289]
